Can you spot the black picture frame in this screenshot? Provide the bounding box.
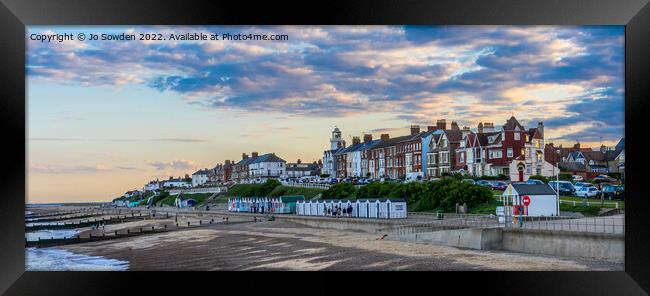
[1,0,649,295]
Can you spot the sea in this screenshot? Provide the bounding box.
[26,247,129,271]
[25,203,129,271]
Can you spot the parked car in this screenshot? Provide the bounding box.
[594,175,617,182]
[576,186,599,198]
[572,175,584,181]
[548,181,576,196]
[573,182,592,191]
[476,180,492,187]
[490,181,508,191]
[462,179,476,185]
[526,179,545,185]
[599,185,625,200]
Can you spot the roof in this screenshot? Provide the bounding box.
[249,153,286,164]
[351,139,381,152]
[192,169,209,175]
[336,142,364,154]
[233,156,256,167]
[372,134,413,149]
[615,138,625,150]
[503,116,525,131]
[583,151,605,162]
[510,183,557,195]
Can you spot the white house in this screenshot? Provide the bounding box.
[248,153,287,182]
[144,180,160,191]
[322,127,346,177]
[191,169,210,187]
[162,178,191,188]
[502,183,558,217]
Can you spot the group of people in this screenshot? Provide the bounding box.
[325,204,353,217]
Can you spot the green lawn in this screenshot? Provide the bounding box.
[559,196,624,209]
[268,186,324,199]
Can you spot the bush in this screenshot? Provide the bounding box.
[558,173,573,181]
[354,179,492,212]
[607,172,621,180]
[255,179,281,196]
[321,182,357,199]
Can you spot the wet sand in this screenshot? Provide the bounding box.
[62,220,623,271]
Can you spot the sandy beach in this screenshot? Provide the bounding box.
[61,220,623,271]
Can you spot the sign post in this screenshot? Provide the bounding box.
[523,195,531,217]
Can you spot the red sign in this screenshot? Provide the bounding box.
[523,195,531,206]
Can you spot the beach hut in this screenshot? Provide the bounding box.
[357,200,369,218]
[378,199,389,219]
[310,201,317,216]
[317,200,325,216]
[387,198,407,219]
[350,201,359,217]
[503,183,558,217]
[368,200,379,218]
[296,200,301,215]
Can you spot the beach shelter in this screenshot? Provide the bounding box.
[503,183,558,217]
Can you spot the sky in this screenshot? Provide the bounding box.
[26,26,625,203]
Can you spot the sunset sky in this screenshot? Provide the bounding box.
[27,26,624,203]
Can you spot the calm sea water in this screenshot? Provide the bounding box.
[26,248,129,271]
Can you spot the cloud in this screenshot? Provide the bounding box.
[147,159,197,171]
[29,163,137,174]
[27,25,624,142]
[29,137,210,143]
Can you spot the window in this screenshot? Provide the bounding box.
[514,133,520,140]
[460,153,464,163]
[507,148,513,158]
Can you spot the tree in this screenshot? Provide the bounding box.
[322,182,357,199]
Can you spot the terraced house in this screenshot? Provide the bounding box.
[425,120,463,178]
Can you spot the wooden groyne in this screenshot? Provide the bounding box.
[25,213,153,231]
[26,211,114,223]
[25,219,250,248]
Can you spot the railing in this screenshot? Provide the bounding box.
[504,215,624,234]
[494,195,623,209]
[382,214,499,235]
[283,182,331,190]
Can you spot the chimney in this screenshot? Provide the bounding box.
[380,134,390,141]
[436,119,447,130]
[537,121,544,138]
[297,159,302,164]
[251,152,259,158]
[427,126,436,132]
[573,142,580,150]
[352,136,361,145]
[363,134,373,143]
[242,153,248,160]
[410,125,420,135]
[225,160,230,165]
[462,126,471,138]
[477,122,484,134]
[451,121,460,131]
[483,122,495,132]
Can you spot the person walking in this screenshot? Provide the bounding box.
[332,206,337,217]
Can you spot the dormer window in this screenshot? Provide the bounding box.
[514,133,520,141]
